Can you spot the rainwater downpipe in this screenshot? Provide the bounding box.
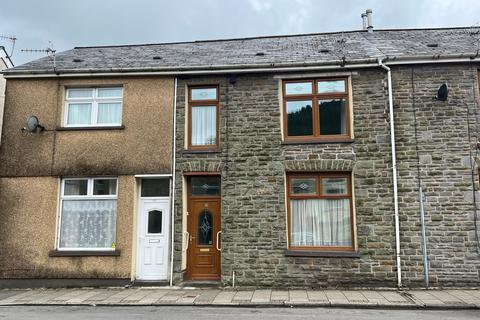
[378,58,402,288]
[169,77,178,287]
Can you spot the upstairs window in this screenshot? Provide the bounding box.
[64,87,123,127]
[188,86,219,150]
[283,78,350,142]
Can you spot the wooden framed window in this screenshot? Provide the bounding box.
[188,86,219,150]
[286,172,354,251]
[283,78,351,142]
[64,87,123,127]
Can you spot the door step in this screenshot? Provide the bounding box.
[178,280,222,288]
[132,280,170,287]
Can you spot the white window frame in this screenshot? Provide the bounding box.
[57,177,118,251]
[64,87,123,127]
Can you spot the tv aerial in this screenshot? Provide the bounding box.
[0,34,17,59]
[21,41,56,71]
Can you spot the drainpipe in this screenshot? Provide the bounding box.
[378,58,402,288]
[169,77,178,287]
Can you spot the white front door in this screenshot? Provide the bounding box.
[136,199,170,280]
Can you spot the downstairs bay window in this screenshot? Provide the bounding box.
[287,173,354,251]
[58,178,118,250]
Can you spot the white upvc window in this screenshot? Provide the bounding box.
[58,178,118,250]
[64,87,123,127]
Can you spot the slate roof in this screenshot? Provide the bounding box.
[4,27,480,75]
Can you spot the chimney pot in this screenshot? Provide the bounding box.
[366,9,373,33]
[361,13,368,30]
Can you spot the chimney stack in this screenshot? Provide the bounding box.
[361,13,368,30]
[366,9,373,33]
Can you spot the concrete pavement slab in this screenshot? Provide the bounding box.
[66,290,103,304]
[101,290,134,304]
[342,290,368,302]
[85,290,121,303]
[158,290,184,303]
[0,290,34,303]
[176,291,200,304]
[289,290,309,302]
[137,290,170,304]
[379,291,410,303]
[0,290,26,302]
[360,290,389,304]
[212,291,236,304]
[121,289,153,303]
[48,289,84,302]
[325,290,349,304]
[306,290,328,302]
[193,289,221,305]
[232,290,254,302]
[270,290,288,302]
[251,289,271,303]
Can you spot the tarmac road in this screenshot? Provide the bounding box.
[0,306,478,320]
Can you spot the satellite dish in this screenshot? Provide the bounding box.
[435,83,448,101]
[23,115,44,133]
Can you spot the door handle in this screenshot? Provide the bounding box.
[216,231,222,251]
[183,231,189,251]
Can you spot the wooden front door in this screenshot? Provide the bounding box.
[186,176,221,280]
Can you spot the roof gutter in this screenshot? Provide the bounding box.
[2,60,380,78]
[378,58,402,288]
[4,53,480,79]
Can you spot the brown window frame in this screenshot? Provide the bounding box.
[282,78,351,142]
[286,172,355,252]
[188,85,220,151]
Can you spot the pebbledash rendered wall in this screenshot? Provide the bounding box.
[0,77,174,281]
[173,64,480,288]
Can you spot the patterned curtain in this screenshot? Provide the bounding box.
[59,200,116,248]
[291,199,351,247]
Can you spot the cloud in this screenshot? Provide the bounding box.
[247,0,273,12]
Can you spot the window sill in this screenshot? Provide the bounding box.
[282,139,354,145]
[182,149,221,155]
[56,125,125,131]
[49,250,121,257]
[284,250,360,258]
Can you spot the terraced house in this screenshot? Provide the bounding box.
[1,26,480,289]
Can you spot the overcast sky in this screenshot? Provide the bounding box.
[1,0,480,65]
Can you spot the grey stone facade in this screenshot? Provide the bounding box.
[173,64,480,288]
[392,65,480,287]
